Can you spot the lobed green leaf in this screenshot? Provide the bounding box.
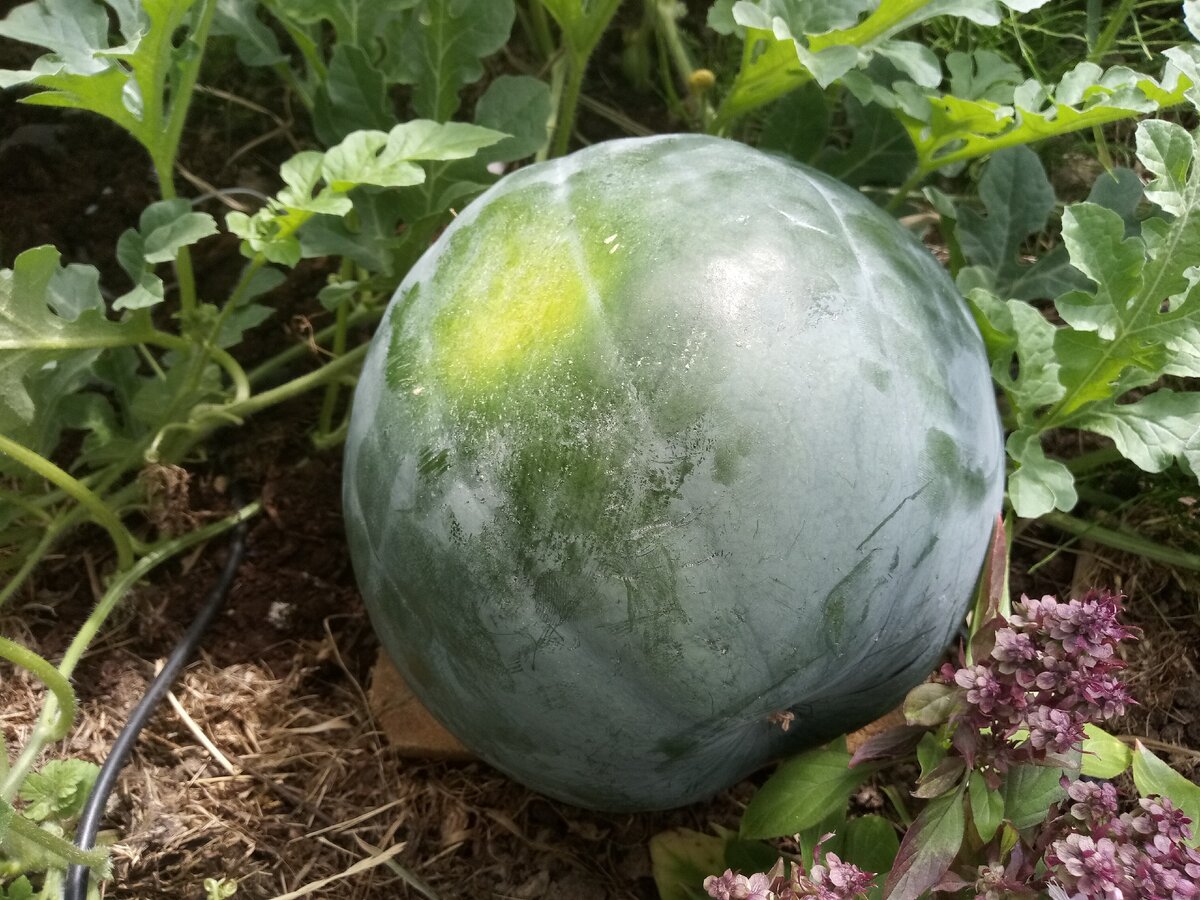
[1005,430,1077,517]
[17,759,100,823]
[381,0,515,122]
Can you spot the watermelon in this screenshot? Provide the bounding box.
[343,134,1004,811]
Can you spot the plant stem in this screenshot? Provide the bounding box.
[1065,446,1123,474]
[0,637,76,741]
[0,800,111,873]
[318,271,353,436]
[552,52,587,157]
[223,344,370,422]
[0,519,70,609]
[1089,0,1136,62]
[0,435,134,572]
[527,0,557,61]
[156,0,220,319]
[0,502,261,803]
[885,169,926,214]
[1040,511,1200,572]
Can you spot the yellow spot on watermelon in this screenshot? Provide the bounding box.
[431,227,590,391]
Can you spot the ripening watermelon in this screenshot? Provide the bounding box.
[343,134,1004,811]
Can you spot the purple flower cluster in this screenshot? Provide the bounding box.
[943,589,1138,772]
[704,850,875,900]
[1046,785,1200,899]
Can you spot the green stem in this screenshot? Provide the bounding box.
[654,0,696,87]
[0,501,261,803]
[0,434,134,572]
[0,638,76,741]
[0,521,69,609]
[1040,511,1200,572]
[527,0,557,61]
[885,168,926,214]
[552,52,587,157]
[1085,0,1102,55]
[918,93,1187,174]
[0,800,111,873]
[538,54,568,162]
[1089,0,1136,62]
[318,269,354,436]
[155,0,220,319]
[223,344,369,422]
[1065,446,1123,474]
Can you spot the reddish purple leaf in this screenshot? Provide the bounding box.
[882,787,966,900]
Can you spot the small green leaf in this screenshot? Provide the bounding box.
[1137,119,1196,217]
[915,731,947,779]
[914,757,967,799]
[0,874,36,900]
[1132,742,1200,847]
[318,280,360,312]
[1001,763,1068,830]
[903,682,962,727]
[1080,724,1132,779]
[18,759,100,822]
[0,0,111,77]
[1057,204,1145,338]
[740,745,870,839]
[968,770,1004,843]
[966,288,1064,417]
[322,131,427,191]
[945,49,1022,103]
[955,147,1082,303]
[882,785,965,900]
[650,828,727,900]
[1005,430,1077,517]
[140,202,219,264]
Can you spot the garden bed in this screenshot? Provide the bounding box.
[3,2,1200,898]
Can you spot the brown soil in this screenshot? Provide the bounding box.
[2,33,1198,900]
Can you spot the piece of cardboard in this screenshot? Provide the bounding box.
[368,650,473,760]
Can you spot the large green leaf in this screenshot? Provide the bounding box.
[740,744,872,839]
[0,0,203,156]
[954,147,1082,302]
[312,43,393,145]
[382,0,515,121]
[0,248,151,442]
[649,829,726,900]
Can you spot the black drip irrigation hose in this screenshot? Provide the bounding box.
[64,506,250,900]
